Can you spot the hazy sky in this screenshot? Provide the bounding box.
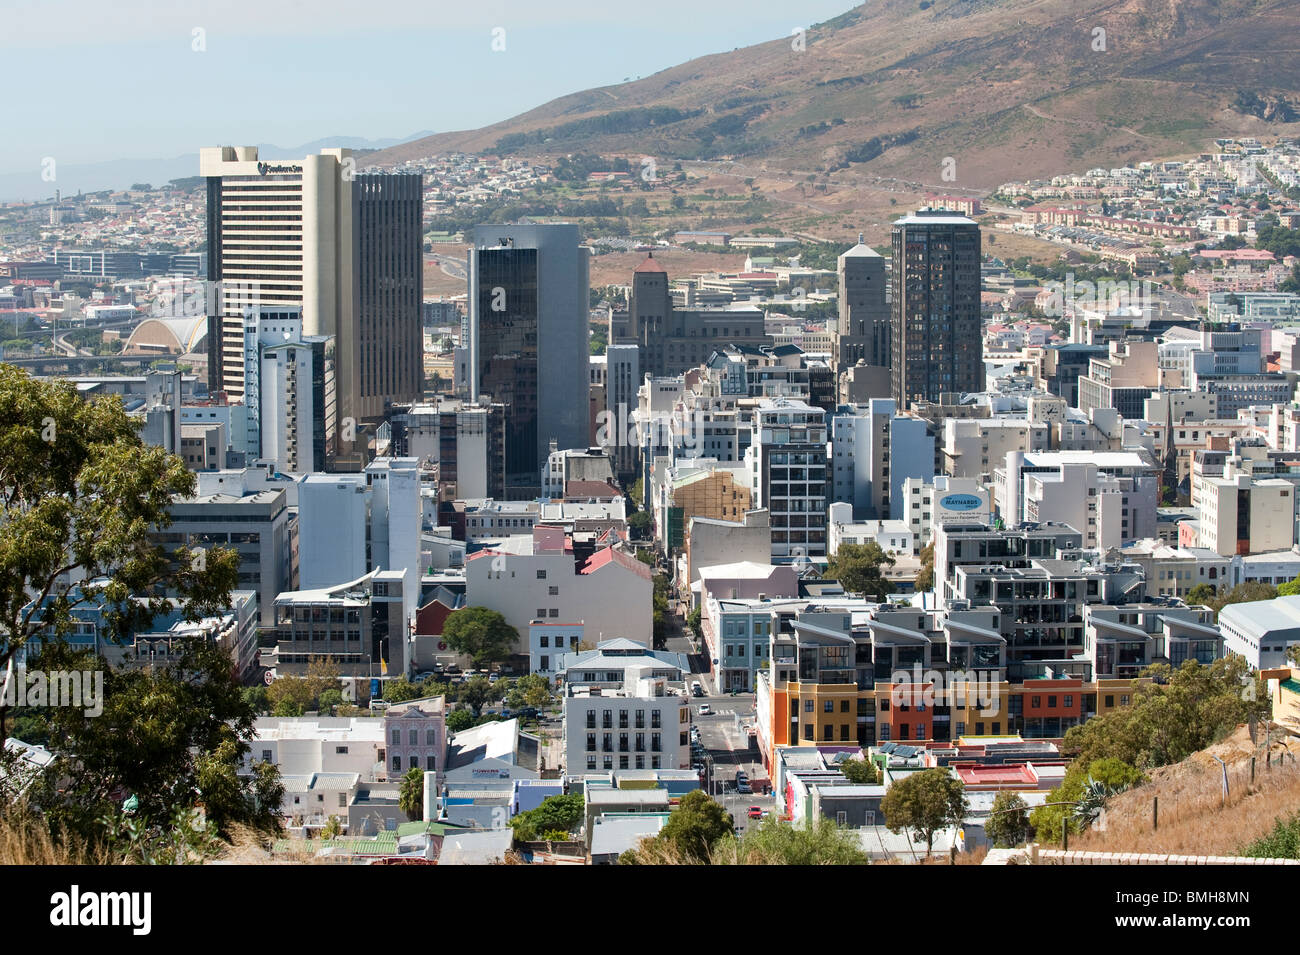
[4,0,857,175]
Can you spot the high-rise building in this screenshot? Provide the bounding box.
[200,146,422,468]
[748,398,828,559]
[834,236,889,376]
[625,254,770,378]
[468,224,589,494]
[890,210,983,409]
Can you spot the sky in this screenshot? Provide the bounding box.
[4,0,858,178]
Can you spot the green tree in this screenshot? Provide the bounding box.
[242,686,270,715]
[273,698,303,717]
[915,540,936,593]
[461,675,500,715]
[1186,582,1217,606]
[509,793,585,842]
[446,708,475,732]
[399,767,425,821]
[1277,574,1300,597]
[34,641,282,840]
[0,365,239,733]
[827,541,896,601]
[985,791,1030,848]
[318,689,343,714]
[505,673,552,709]
[715,815,869,865]
[880,768,968,856]
[382,677,424,703]
[1030,757,1144,844]
[322,815,343,839]
[840,757,880,785]
[1207,581,1277,615]
[654,790,734,863]
[441,607,519,668]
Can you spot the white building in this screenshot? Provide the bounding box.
[244,717,387,779]
[465,539,654,649]
[1198,474,1295,556]
[1219,595,1300,669]
[900,477,991,552]
[749,397,828,558]
[529,621,585,680]
[559,640,692,774]
[828,502,916,556]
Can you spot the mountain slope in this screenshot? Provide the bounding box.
[371,0,1300,188]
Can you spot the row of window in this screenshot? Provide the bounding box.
[587,755,661,770]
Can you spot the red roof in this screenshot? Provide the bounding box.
[634,254,666,274]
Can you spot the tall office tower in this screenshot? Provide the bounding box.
[626,254,770,378]
[201,146,422,468]
[348,174,423,426]
[629,254,673,374]
[748,397,829,559]
[604,343,641,481]
[890,210,983,409]
[834,235,890,376]
[468,224,589,495]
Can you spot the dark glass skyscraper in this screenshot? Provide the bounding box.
[890,210,983,409]
[468,224,588,495]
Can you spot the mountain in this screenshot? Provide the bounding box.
[0,132,436,203]
[369,0,1300,188]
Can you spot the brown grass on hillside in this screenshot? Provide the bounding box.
[1070,724,1300,858]
[0,808,109,865]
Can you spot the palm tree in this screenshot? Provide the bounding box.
[399,768,425,821]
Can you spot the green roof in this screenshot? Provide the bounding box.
[1281,678,1300,696]
[272,833,399,856]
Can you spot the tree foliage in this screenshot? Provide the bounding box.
[510,793,584,842]
[399,767,424,821]
[0,365,239,720]
[713,815,869,865]
[441,607,519,668]
[29,641,282,841]
[915,540,936,593]
[640,790,734,864]
[827,542,896,601]
[840,757,880,785]
[880,768,967,855]
[985,791,1030,848]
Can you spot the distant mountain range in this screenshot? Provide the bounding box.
[0,132,436,203]
[370,0,1300,188]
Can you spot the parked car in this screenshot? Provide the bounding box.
[691,681,704,697]
[747,806,762,819]
[698,703,711,716]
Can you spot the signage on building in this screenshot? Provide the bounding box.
[257,162,303,176]
[939,494,984,512]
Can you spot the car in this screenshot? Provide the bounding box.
[697,703,711,716]
[488,672,500,683]
[747,806,762,819]
[690,681,704,697]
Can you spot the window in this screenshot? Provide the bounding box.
[619,756,629,769]
[1031,696,1041,708]
[391,756,400,772]
[549,586,559,596]
[841,700,850,713]
[427,756,436,770]
[549,609,559,618]
[536,569,547,579]
[391,729,400,745]
[824,700,834,713]
[408,729,418,745]
[1064,695,1073,708]
[587,755,597,770]
[603,756,613,770]
[1105,694,1114,707]
[335,746,349,755]
[586,733,596,752]
[261,750,272,762]
[836,811,847,826]
[804,699,814,712]
[1047,696,1057,708]
[539,635,549,648]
